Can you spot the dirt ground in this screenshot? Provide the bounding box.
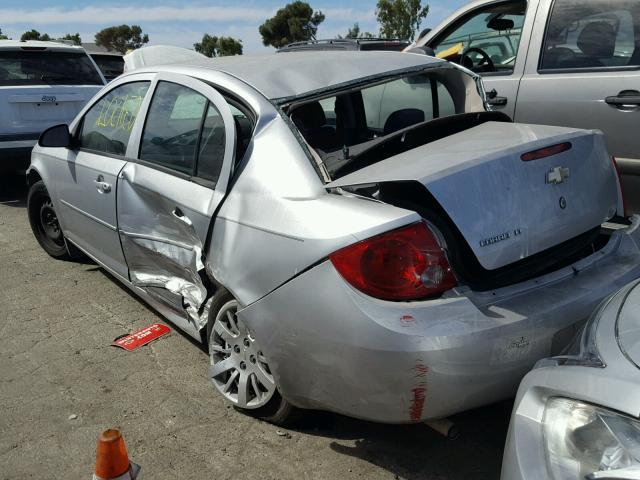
[0,173,512,480]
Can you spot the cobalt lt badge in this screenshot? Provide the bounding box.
[559,196,567,209]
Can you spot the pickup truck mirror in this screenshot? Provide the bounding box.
[38,124,71,148]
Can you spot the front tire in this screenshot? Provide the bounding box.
[27,180,69,259]
[206,289,299,426]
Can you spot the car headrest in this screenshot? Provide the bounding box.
[291,101,327,130]
[383,108,425,136]
[577,21,616,58]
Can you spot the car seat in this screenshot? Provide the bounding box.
[291,101,337,150]
[383,108,425,135]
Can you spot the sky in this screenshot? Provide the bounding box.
[0,0,469,53]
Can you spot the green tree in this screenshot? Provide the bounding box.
[376,0,429,40]
[342,23,375,39]
[61,33,81,45]
[95,25,149,54]
[0,29,9,40]
[259,1,325,48]
[194,34,243,57]
[21,29,51,41]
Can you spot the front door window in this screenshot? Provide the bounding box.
[430,1,527,74]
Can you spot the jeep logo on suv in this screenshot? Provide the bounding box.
[41,95,57,103]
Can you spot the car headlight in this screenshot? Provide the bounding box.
[535,295,613,370]
[543,398,640,479]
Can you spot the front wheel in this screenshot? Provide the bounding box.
[27,180,69,259]
[207,290,299,426]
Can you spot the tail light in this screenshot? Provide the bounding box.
[612,156,627,216]
[329,222,457,301]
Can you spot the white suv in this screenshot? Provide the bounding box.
[0,40,105,173]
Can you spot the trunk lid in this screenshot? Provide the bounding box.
[327,121,619,270]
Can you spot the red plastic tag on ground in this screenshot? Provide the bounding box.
[112,323,170,351]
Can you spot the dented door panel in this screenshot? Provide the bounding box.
[116,72,235,331]
[117,162,219,330]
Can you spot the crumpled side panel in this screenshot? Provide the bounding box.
[120,234,210,329]
[117,163,220,332]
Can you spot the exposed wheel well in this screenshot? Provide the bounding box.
[26,169,42,187]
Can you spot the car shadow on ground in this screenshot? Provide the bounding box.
[0,174,28,208]
[288,401,512,479]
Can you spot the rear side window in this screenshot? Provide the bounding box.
[0,50,103,86]
[78,81,150,156]
[540,0,640,70]
[361,75,455,131]
[139,81,227,184]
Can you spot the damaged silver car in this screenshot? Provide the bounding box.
[26,49,640,425]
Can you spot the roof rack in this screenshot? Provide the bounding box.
[280,38,408,48]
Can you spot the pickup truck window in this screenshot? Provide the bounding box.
[430,1,526,75]
[541,0,640,70]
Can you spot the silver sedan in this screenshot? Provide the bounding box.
[502,276,640,479]
[26,49,640,425]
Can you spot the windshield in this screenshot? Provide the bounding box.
[0,50,104,86]
[289,72,461,178]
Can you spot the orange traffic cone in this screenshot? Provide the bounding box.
[93,429,140,480]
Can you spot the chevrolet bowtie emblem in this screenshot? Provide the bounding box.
[546,166,570,185]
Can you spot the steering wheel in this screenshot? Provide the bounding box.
[460,47,495,72]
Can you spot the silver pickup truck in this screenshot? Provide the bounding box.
[415,0,640,212]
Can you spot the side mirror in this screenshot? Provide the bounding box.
[38,124,71,148]
[417,28,432,41]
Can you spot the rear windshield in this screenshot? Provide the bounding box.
[0,50,103,86]
[289,72,459,177]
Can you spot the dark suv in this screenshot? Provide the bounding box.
[277,38,411,53]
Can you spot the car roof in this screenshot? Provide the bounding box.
[131,49,447,102]
[0,40,87,52]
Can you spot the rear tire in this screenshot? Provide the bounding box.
[27,180,69,259]
[206,288,300,426]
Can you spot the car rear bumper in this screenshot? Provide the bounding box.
[238,221,640,423]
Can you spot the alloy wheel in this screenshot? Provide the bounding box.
[209,300,276,409]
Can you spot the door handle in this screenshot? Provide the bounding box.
[94,175,112,193]
[487,96,508,106]
[486,89,508,106]
[605,90,640,107]
[172,207,193,227]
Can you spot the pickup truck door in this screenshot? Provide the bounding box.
[424,0,537,118]
[117,72,236,330]
[515,0,640,212]
[54,77,152,278]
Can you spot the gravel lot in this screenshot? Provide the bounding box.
[0,173,512,479]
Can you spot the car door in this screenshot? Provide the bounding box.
[117,72,236,327]
[54,77,152,278]
[424,0,535,117]
[516,0,640,212]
